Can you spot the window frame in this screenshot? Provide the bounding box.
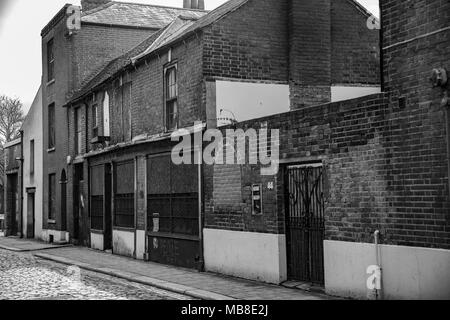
[164,63,178,132]
[47,39,55,82]
[74,107,83,155]
[92,103,98,138]
[30,140,35,175]
[113,160,135,229]
[48,103,55,150]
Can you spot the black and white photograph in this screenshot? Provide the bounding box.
[0,0,449,309]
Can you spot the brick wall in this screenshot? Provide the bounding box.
[205,91,450,249]
[331,0,380,85]
[203,0,289,81]
[202,0,380,109]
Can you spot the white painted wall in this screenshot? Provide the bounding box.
[41,230,69,243]
[216,81,290,127]
[204,229,287,284]
[22,86,43,240]
[324,240,450,300]
[113,229,135,257]
[91,233,104,251]
[331,86,381,102]
[135,230,146,260]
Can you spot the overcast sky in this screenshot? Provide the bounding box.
[0,0,379,114]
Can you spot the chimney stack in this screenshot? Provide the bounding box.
[81,0,111,12]
[183,0,205,10]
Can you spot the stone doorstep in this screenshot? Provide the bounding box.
[282,281,326,294]
[33,253,235,301]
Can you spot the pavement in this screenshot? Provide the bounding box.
[0,237,71,252]
[0,237,333,300]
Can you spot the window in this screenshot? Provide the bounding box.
[75,107,82,155]
[114,161,135,228]
[103,92,110,137]
[147,154,199,237]
[90,165,104,230]
[48,103,55,149]
[30,140,35,175]
[47,39,55,82]
[165,66,178,131]
[48,174,56,220]
[92,104,98,137]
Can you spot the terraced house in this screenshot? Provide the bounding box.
[62,0,379,274]
[40,0,206,245]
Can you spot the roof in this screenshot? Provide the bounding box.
[81,1,207,29]
[67,0,377,105]
[67,0,250,104]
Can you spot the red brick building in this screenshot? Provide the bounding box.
[63,0,380,272]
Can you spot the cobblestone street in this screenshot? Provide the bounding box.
[0,249,192,300]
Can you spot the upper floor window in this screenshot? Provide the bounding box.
[92,103,98,138]
[165,65,178,131]
[30,140,35,175]
[47,39,55,82]
[75,107,82,155]
[48,103,55,150]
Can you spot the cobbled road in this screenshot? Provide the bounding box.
[0,249,193,300]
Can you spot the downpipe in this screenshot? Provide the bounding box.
[367,230,383,300]
[374,230,383,300]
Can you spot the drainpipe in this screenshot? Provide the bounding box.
[374,230,383,300]
[19,131,24,239]
[197,146,204,272]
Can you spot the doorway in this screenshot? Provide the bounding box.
[60,170,67,232]
[104,163,112,251]
[26,191,35,239]
[73,164,88,245]
[285,164,325,285]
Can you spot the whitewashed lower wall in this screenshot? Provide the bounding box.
[204,229,287,284]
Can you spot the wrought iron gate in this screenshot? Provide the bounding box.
[285,165,325,284]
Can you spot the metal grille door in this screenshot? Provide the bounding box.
[285,165,325,284]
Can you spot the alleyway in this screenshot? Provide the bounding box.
[0,249,192,300]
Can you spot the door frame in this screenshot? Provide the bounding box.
[26,188,36,239]
[284,162,325,285]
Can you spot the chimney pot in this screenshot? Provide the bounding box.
[183,0,205,10]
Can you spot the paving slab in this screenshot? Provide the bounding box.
[32,246,334,301]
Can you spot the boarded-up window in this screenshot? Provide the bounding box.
[91,165,104,230]
[147,154,198,236]
[114,161,134,228]
[111,81,132,144]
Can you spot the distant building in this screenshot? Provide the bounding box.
[3,138,22,237]
[21,86,44,239]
